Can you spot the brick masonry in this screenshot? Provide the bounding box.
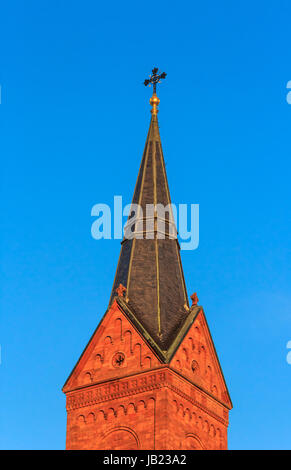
[63,301,231,450]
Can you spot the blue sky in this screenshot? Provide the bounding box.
[1,0,290,449]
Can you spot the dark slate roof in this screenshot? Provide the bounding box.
[109,112,189,351]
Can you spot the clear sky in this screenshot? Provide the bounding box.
[1,0,290,450]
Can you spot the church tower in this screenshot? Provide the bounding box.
[62,68,232,450]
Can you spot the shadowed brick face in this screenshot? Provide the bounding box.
[63,108,232,450]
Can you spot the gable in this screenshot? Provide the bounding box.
[170,309,232,408]
[63,300,162,392]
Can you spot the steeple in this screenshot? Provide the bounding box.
[63,70,232,451]
[110,68,189,352]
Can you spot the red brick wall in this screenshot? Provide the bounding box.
[64,302,161,391]
[65,368,228,450]
[64,303,230,450]
[170,310,232,407]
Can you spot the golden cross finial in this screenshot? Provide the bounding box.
[144,67,167,115]
[144,67,167,94]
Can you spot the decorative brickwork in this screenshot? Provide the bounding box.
[63,301,231,449]
[170,309,231,407]
[63,301,161,391]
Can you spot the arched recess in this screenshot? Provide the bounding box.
[115,317,123,340]
[133,343,142,367]
[182,433,205,450]
[95,353,103,369]
[77,414,86,424]
[101,426,139,450]
[104,335,113,345]
[84,371,92,384]
[143,356,151,369]
[87,412,95,424]
[123,330,133,353]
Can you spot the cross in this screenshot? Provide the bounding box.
[144,67,167,94]
[115,354,124,366]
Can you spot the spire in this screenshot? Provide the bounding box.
[110,69,189,352]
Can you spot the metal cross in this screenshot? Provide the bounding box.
[115,354,124,366]
[144,67,167,94]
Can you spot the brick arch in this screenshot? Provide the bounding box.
[104,335,113,345]
[182,347,189,363]
[87,412,95,423]
[216,427,223,449]
[95,354,103,369]
[191,359,199,374]
[198,416,203,429]
[206,364,212,376]
[77,414,86,424]
[114,317,123,340]
[183,433,205,450]
[96,409,106,421]
[133,343,142,367]
[210,424,216,437]
[188,337,195,350]
[116,405,126,417]
[184,408,191,421]
[212,384,218,396]
[204,420,210,433]
[147,397,156,407]
[107,407,116,419]
[127,402,136,415]
[137,400,146,411]
[143,356,152,369]
[101,426,140,450]
[172,399,179,412]
[199,344,206,374]
[200,344,206,355]
[178,403,184,415]
[84,371,92,383]
[123,330,133,353]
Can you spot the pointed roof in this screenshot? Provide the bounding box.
[109,91,189,351]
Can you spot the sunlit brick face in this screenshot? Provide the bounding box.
[63,303,230,450]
